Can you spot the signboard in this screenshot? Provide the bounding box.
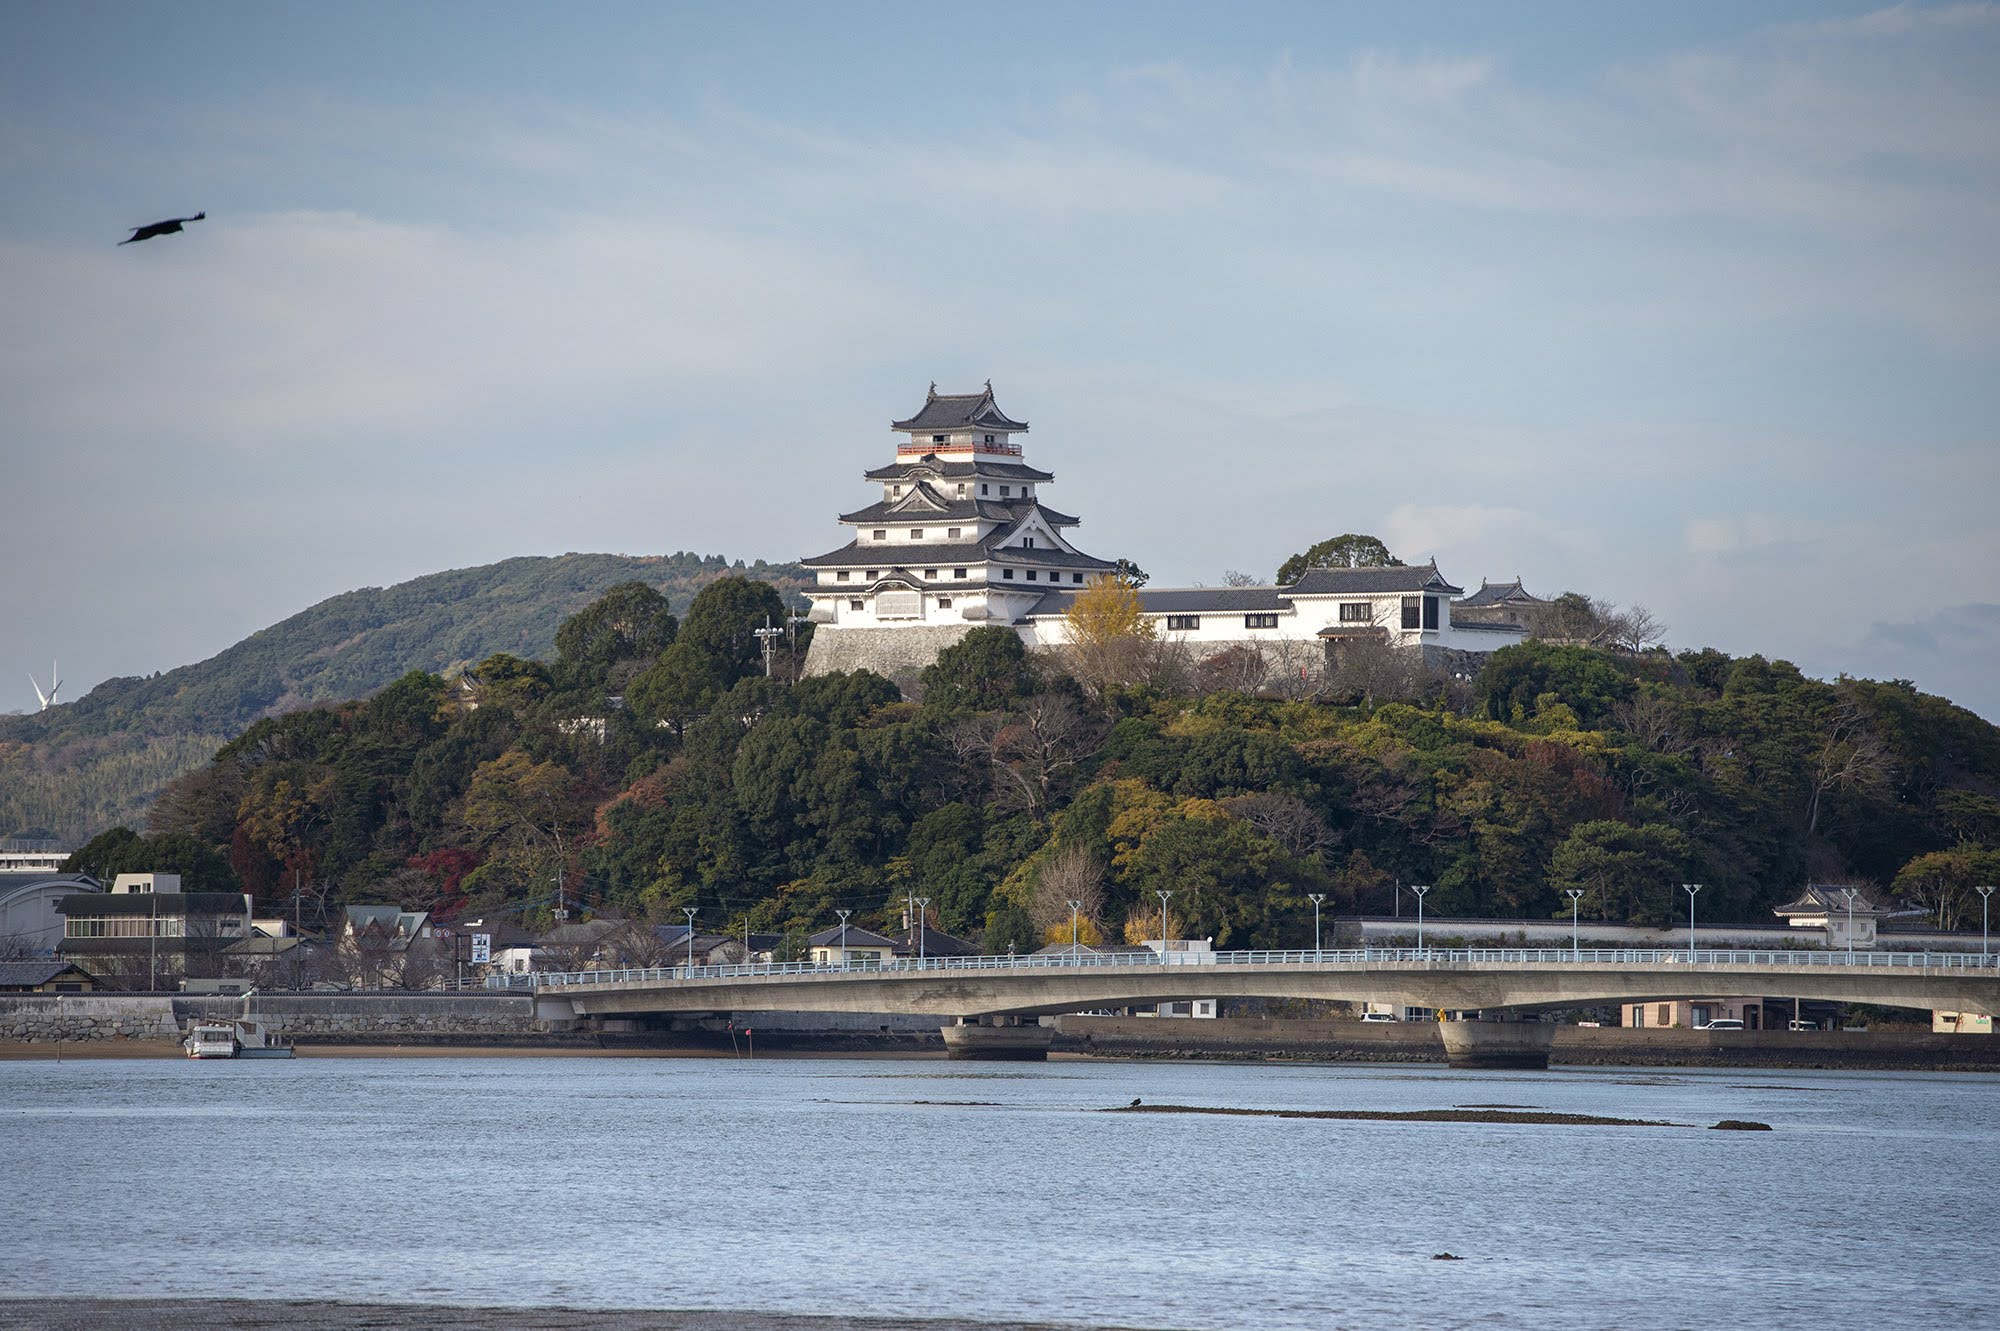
[470,933,491,964]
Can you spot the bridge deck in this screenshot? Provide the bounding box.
[498,947,2000,1021]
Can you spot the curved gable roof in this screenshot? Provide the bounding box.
[892,383,1029,433]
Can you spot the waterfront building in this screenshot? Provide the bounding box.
[807,924,899,966]
[0,870,99,955]
[802,385,1529,680]
[0,960,100,993]
[56,873,252,989]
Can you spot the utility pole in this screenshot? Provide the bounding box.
[835,909,852,967]
[754,615,785,678]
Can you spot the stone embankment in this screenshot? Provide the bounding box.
[0,992,537,1046]
[1055,1015,2000,1071]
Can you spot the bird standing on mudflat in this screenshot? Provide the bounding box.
[119,212,205,245]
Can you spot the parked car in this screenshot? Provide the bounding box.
[1787,1019,1819,1032]
[1359,1012,1399,1023]
[1699,1018,1745,1031]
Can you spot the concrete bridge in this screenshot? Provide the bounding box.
[511,946,2000,1066]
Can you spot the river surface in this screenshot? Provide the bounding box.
[2,1055,1994,1329]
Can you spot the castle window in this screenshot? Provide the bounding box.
[849,600,864,612]
[1027,570,1037,580]
[933,434,946,443]
[947,527,960,538]
[1339,602,1371,623]
[910,529,923,539]
[1424,596,1440,630]
[866,570,878,579]
[937,597,953,609]
[1072,573,1084,583]
[954,568,967,579]
[956,484,966,498]
[1245,613,1279,630]
[1003,569,1015,580]
[1022,536,1035,549]
[925,569,938,579]
[984,434,995,444]
[981,484,989,495]
[872,529,886,541]
[1001,485,1012,497]
[1166,615,1200,631]
[1401,597,1421,630]
[836,571,850,583]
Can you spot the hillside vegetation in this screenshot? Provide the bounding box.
[0,553,808,842]
[61,578,2000,956]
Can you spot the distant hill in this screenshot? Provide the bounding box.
[0,551,808,843]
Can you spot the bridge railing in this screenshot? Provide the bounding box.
[489,944,2000,991]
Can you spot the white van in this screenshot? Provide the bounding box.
[1700,1018,1745,1031]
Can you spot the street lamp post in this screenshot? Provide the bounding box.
[1156,891,1173,959]
[914,897,930,962]
[1565,889,1584,961]
[1308,893,1325,958]
[682,906,697,969]
[1978,885,1994,960]
[1682,884,1701,963]
[1411,885,1430,952]
[1840,887,1858,962]
[835,909,852,968]
[1068,899,1082,962]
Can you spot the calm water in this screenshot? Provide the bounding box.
[2,1054,1995,1330]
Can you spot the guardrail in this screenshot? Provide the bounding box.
[490,945,2000,992]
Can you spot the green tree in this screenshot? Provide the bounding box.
[919,626,1037,712]
[627,578,789,728]
[1277,534,1401,584]
[553,581,679,690]
[1547,820,1691,927]
[1476,641,1635,730]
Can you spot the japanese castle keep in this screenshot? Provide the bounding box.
[801,384,1533,681]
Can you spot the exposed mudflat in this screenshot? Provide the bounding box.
[1105,1103,1683,1126]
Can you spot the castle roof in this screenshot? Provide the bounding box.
[1457,578,1548,609]
[1023,586,1294,618]
[892,383,1028,434]
[1286,562,1461,596]
[802,531,1115,573]
[837,494,1079,528]
[864,456,1054,483]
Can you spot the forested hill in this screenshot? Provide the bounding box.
[61,578,2000,961]
[0,552,808,842]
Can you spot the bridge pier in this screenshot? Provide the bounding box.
[1438,1017,1556,1070]
[940,1016,1055,1061]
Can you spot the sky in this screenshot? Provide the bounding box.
[3,1,1997,719]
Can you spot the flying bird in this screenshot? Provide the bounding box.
[119,212,205,245]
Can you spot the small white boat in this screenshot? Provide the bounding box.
[184,1022,237,1058]
[183,1018,295,1059]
